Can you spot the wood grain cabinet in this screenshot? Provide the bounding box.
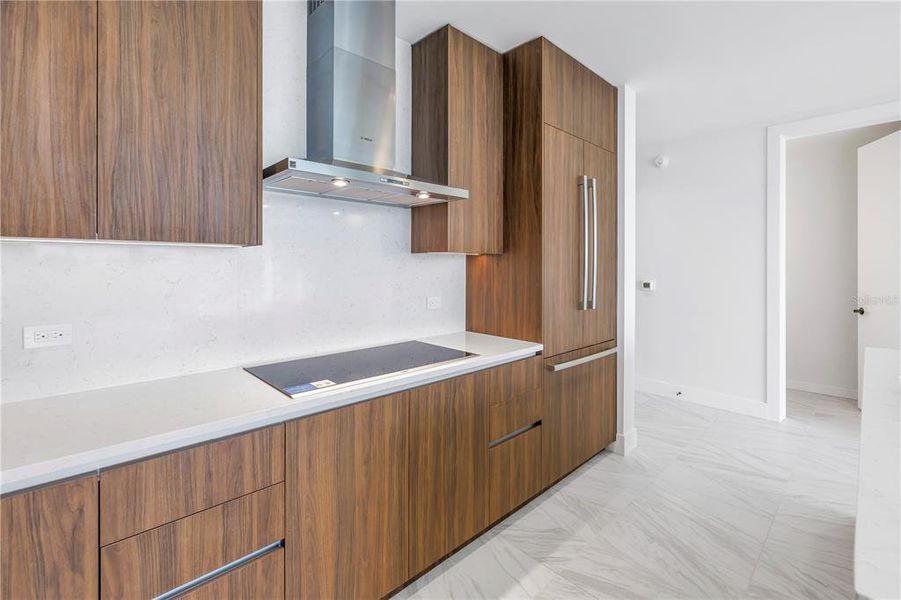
[411,25,504,254]
[100,484,284,599]
[286,392,409,600]
[488,426,542,523]
[467,37,618,359]
[543,346,617,485]
[1,475,99,599]
[542,39,616,152]
[98,0,261,245]
[485,356,544,524]
[542,126,617,357]
[409,373,489,574]
[99,424,285,546]
[1,0,262,245]
[1,0,97,239]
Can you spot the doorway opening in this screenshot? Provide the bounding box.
[785,123,900,412]
[766,103,900,421]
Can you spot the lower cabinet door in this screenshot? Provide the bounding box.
[543,348,616,486]
[180,548,284,600]
[286,392,409,600]
[1,475,99,599]
[409,373,489,575]
[488,425,543,523]
[100,483,284,599]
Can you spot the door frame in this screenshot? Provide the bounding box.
[765,101,900,421]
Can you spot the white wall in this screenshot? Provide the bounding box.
[0,1,465,404]
[786,122,900,400]
[636,126,768,416]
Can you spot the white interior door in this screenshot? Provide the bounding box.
[857,130,900,407]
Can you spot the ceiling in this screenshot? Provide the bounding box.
[396,1,900,144]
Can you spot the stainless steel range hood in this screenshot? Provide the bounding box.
[263,0,468,208]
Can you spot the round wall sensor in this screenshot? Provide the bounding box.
[654,155,669,168]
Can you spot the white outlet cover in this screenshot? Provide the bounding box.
[24,324,72,349]
[427,296,441,310]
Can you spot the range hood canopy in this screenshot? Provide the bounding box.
[263,0,468,207]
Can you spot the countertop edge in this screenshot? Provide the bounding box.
[1,338,542,495]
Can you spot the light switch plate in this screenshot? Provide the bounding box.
[24,324,72,349]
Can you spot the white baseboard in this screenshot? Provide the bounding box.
[638,377,768,419]
[787,380,857,400]
[608,428,638,456]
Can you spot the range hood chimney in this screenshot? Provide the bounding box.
[263,0,468,207]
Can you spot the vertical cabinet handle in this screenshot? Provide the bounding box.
[590,177,598,310]
[580,175,589,310]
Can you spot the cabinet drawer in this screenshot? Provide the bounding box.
[100,483,284,599]
[489,388,542,442]
[179,547,284,600]
[481,355,542,401]
[543,349,616,485]
[100,424,284,545]
[488,426,542,523]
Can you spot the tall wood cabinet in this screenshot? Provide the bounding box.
[467,37,617,356]
[467,37,618,485]
[411,26,504,254]
[1,0,261,245]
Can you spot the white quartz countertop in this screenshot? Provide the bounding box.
[854,347,900,600]
[0,332,542,495]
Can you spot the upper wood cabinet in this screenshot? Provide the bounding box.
[467,37,618,359]
[1,1,97,239]
[542,38,616,152]
[1,475,99,599]
[411,26,504,254]
[98,1,261,245]
[1,0,261,245]
[286,392,409,600]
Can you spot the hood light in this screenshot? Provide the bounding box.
[331,177,350,188]
[416,191,430,200]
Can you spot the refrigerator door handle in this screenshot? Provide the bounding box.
[590,177,599,310]
[580,175,589,310]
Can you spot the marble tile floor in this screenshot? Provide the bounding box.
[393,389,861,599]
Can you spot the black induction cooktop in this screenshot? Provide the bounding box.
[245,341,474,398]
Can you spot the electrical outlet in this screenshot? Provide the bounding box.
[24,324,72,349]
[427,296,442,310]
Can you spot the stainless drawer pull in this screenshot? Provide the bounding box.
[153,539,283,600]
[547,347,617,372]
[488,420,541,448]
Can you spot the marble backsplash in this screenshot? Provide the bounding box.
[0,194,465,403]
